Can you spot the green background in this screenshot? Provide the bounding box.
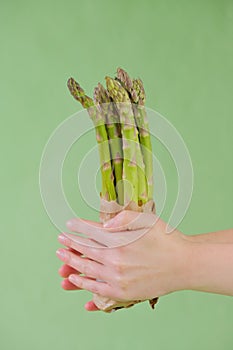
[1,0,233,349]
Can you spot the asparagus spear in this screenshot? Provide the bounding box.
[105,76,147,206]
[117,68,154,201]
[94,83,124,205]
[67,77,116,201]
[132,78,153,200]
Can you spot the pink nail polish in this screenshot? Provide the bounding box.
[56,249,66,260]
[58,234,67,243]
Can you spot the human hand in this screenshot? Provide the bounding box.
[56,210,191,311]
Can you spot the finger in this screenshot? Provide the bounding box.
[84,300,99,312]
[58,233,107,263]
[75,219,103,229]
[103,210,158,231]
[61,278,81,290]
[59,264,79,278]
[62,231,106,249]
[68,274,114,298]
[56,248,109,281]
[65,218,148,247]
[66,218,116,246]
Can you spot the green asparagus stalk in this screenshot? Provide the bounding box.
[94,83,124,205]
[132,78,153,200]
[116,68,154,201]
[67,69,158,313]
[67,77,116,201]
[105,76,147,206]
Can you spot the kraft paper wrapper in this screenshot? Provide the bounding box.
[93,198,158,313]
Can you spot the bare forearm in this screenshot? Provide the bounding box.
[185,240,233,296]
[187,229,233,243]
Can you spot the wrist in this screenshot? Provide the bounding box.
[166,233,203,294]
[160,231,195,295]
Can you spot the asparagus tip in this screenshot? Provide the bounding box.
[67,77,84,97]
[116,67,133,90]
[67,77,94,108]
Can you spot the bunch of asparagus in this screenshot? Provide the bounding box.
[67,68,158,312]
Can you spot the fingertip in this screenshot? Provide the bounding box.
[103,220,116,228]
[61,279,66,289]
[66,217,85,230]
[66,219,75,229]
[58,233,67,244]
[57,234,63,243]
[58,265,67,277]
[61,278,79,290]
[84,301,99,311]
[84,302,91,311]
[61,279,71,290]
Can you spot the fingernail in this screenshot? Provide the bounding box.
[58,234,68,244]
[66,220,73,228]
[56,249,66,260]
[69,274,76,283]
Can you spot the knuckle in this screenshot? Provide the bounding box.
[109,254,120,268]
[114,272,123,285]
[115,272,128,292]
[110,248,124,266]
[115,262,126,275]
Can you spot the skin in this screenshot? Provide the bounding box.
[56,210,233,312]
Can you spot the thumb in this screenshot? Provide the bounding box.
[103,210,157,232]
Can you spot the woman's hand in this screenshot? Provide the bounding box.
[56,211,191,311]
